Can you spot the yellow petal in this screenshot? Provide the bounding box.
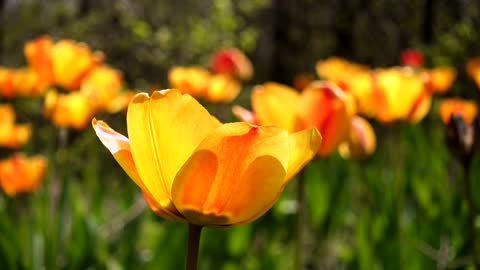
[171,122,290,226]
[252,82,300,132]
[127,89,221,213]
[285,128,322,182]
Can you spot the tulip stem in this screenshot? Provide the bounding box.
[295,170,306,270]
[462,160,480,269]
[186,223,203,270]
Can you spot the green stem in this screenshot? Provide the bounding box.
[295,170,305,270]
[186,223,203,270]
[463,160,480,269]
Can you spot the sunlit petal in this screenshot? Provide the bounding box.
[127,90,221,213]
[285,128,322,182]
[171,122,290,226]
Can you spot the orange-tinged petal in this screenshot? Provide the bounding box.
[24,36,54,87]
[171,122,290,226]
[439,98,478,125]
[209,48,253,80]
[408,90,432,123]
[284,128,322,182]
[46,91,95,130]
[299,81,352,156]
[252,82,301,132]
[127,90,221,215]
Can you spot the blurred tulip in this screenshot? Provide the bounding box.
[439,98,478,125]
[0,67,45,97]
[439,98,480,163]
[169,66,210,97]
[466,58,480,88]
[169,66,242,103]
[316,57,369,83]
[338,116,376,159]
[421,67,457,94]
[235,81,353,156]
[93,89,321,226]
[373,68,431,123]
[400,49,424,67]
[25,36,103,90]
[0,104,31,148]
[44,90,95,130]
[0,67,15,97]
[0,153,47,197]
[80,65,124,111]
[209,48,253,80]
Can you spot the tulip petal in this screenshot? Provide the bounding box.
[285,128,322,183]
[172,122,290,226]
[252,82,300,132]
[92,119,144,189]
[127,90,221,212]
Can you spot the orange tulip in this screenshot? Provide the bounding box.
[466,58,480,88]
[0,67,15,97]
[93,89,321,226]
[209,48,253,80]
[0,104,31,148]
[44,90,95,130]
[439,98,478,125]
[373,68,431,123]
[234,81,353,156]
[169,66,241,103]
[25,36,103,90]
[338,116,376,159]
[0,153,47,197]
[421,67,457,94]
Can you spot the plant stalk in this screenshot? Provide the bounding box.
[186,223,203,270]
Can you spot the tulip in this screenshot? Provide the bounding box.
[316,57,369,84]
[421,67,457,94]
[439,98,478,125]
[466,58,480,89]
[0,104,31,148]
[93,89,321,226]
[44,90,95,130]
[25,36,103,90]
[338,116,376,159]
[80,65,124,111]
[0,153,47,197]
[169,66,241,103]
[209,48,253,80]
[400,49,424,67]
[373,68,431,123]
[234,81,353,156]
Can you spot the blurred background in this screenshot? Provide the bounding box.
[1,0,480,269]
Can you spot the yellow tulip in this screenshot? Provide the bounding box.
[0,153,47,197]
[80,65,124,111]
[44,90,95,130]
[373,68,431,123]
[93,89,321,226]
